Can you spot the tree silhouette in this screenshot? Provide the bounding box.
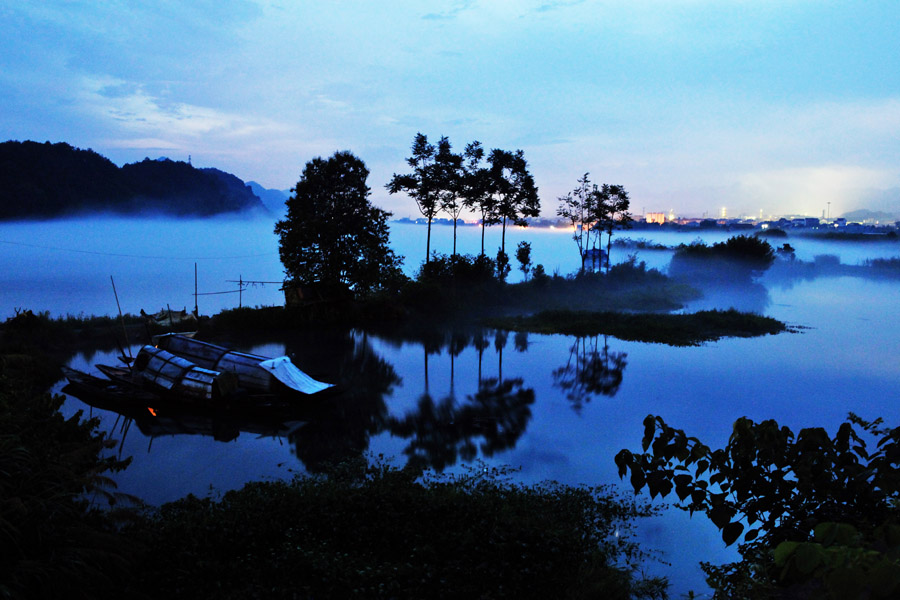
[387,133,442,264]
[459,141,497,257]
[487,148,540,257]
[597,184,633,273]
[557,173,604,274]
[275,151,403,295]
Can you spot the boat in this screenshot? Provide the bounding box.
[96,345,240,406]
[153,333,334,396]
[61,366,310,443]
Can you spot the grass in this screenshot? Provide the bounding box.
[486,308,788,346]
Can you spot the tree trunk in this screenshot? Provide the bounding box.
[452,218,457,256]
[426,217,433,264]
[480,219,486,256]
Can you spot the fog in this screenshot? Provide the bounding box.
[3,215,899,319]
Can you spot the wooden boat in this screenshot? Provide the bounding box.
[61,367,310,443]
[154,334,333,396]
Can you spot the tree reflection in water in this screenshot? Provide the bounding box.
[284,330,401,473]
[387,378,535,472]
[553,336,628,413]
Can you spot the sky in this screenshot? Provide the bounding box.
[2,0,899,219]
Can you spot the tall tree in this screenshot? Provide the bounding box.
[460,141,497,257]
[387,133,440,264]
[557,173,605,274]
[487,148,540,256]
[597,184,633,273]
[275,151,402,295]
[433,137,465,256]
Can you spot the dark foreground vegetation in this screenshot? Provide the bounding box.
[616,414,900,599]
[130,463,666,599]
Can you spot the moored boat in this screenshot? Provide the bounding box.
[154,333,333,396]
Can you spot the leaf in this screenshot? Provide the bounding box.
[773,541,799,567]
[794,543,825,575]
[629,468,646,493]
[614,450,632,479]
[722,521,744,546]
[642,415,656,452]
[743,528,759,542]
[814,522,858,546]
[695,459,709,477]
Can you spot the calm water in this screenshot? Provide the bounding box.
[3,215,898,596]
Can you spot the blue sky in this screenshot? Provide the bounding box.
[2,1,899,219]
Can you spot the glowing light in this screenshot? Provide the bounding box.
[148,407,157,416]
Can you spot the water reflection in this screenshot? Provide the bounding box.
[553,336,628,413]
[387,378,534,471]
[62,326,556,475]
[283,330,400,473]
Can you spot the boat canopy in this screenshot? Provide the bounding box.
[155,334,333,395]
[134,345,237,403]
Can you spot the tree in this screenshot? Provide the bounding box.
[387,133,441,264]
[433,137,465,257]
[597,184,632,273]
[557,173,603,274]
[614,414,900,598]
[460,141,496,257]
[515,241,532,281]
[487,148,540,257]
[275,151,403,296]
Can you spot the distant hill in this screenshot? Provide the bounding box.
[247,181,289,217]
[0,140,269,220]
[841,209,899,223]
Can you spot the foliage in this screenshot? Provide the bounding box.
[387,133,443,263]
[614,414,900,598]
[0,354,136,599]
[415,252,498,286]
[516,240,533,280]
[670,235,775,280]
[487,148,541,255]
[275,151,404,296]
[128,460,668,599]
[459,140,496,256]
[496,248,511,281]
[597,184,633,272]
[557,173,603,273]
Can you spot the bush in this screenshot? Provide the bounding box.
[128,461,668,599]
[670,236,775,280]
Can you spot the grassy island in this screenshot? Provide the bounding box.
[486,308,788,346]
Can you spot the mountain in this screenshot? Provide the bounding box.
[0,140,268,219]
[841,209,900,223]
[247,181,289,217]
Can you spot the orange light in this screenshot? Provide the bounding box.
[148,407,157,416]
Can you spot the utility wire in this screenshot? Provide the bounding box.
[0,239,278,260]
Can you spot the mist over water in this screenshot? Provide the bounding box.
[3,216,898,318]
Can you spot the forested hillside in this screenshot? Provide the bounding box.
[0,140,269,219]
